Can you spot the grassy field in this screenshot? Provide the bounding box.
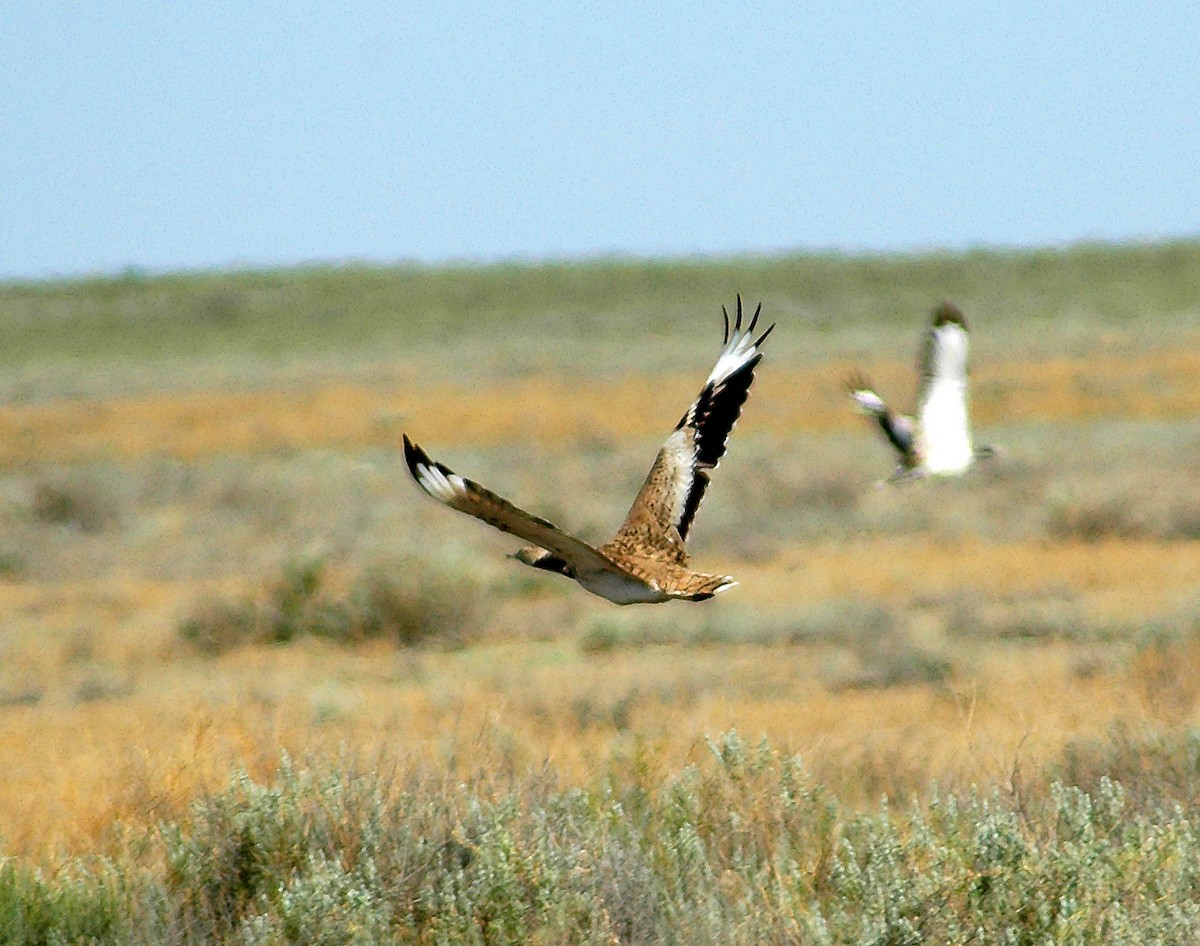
[2,242,1200,941]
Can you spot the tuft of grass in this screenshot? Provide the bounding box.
[1044,474,1200,543]
[30,477,115,533]
[1126,608,1200,720]
[0,687,42,708]
[179,556,487,655]
[835,641,954,690]
[1166,500,1200,540]
[578,619,625,654]
[0,861,131,946]
[1046,493,1143,542]
[0,551,24,579]
[948,594,1092,641]
[1047,723,1200,818]
[792,598,956,689]
[176,598,259,656]
[73,674,134,705]
[577,607,824,654]
[576,600,955,688]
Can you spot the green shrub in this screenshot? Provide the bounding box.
[31,476,115,533]
[179,556,486,655]
[339,565,483,648]
[0,551,24,578]
[0,860,130,946]
[950,595,1092,641]
[178,597,261,655]
[14,734,1200,943]
[1046,493,1143,541]
[1048,723,1200,816]
[793,598,955,689]
[577,607,840,655]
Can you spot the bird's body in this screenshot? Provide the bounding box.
[849,302,995,482]
[404,298,773,604]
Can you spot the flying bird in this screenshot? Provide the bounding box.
[403,297,774,604]
[848,301,997,482]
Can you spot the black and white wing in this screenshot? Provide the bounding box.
[847,372,919,466]
[611,296,774,558]
[403,435,629,578]
[915,302,974,474]
[916,302,970,405]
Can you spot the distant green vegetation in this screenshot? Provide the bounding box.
[3,240,1198,376]
[6,729,1200,944]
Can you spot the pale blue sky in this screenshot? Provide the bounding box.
[2,2,1197,279]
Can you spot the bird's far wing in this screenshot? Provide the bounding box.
[847,373,918,463]
[915,302,973,462]
[613,296,774,553]
[916,301,970,409]
[403,435,627,577]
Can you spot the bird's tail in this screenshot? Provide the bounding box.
[671,573,738,601]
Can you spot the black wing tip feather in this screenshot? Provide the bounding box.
[402,433,457,483]
[721,295,773,347]
[404,436,578,556]
[402,433,426,474]
[746,299,762,335]
[721,295,745,343]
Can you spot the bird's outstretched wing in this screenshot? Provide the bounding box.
[402,435,628,579]
[847,373,918,465]
[610,296,774,559]
[916,301,970,412]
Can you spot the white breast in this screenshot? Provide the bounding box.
[577,570,669,605]
[920,379,973,473]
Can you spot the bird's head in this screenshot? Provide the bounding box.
[510,546,574,577]
[932,301,968,329]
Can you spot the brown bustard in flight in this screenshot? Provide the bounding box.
[403,297,774,604]
[848,301,997,482]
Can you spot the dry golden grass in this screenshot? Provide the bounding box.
[3,346,1199,465]
[0,610,1163,864]
[2,265,1199,869]
[756,538,1200,617]
[2,376,1190,864]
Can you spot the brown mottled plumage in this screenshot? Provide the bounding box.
[403,297,773,604]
